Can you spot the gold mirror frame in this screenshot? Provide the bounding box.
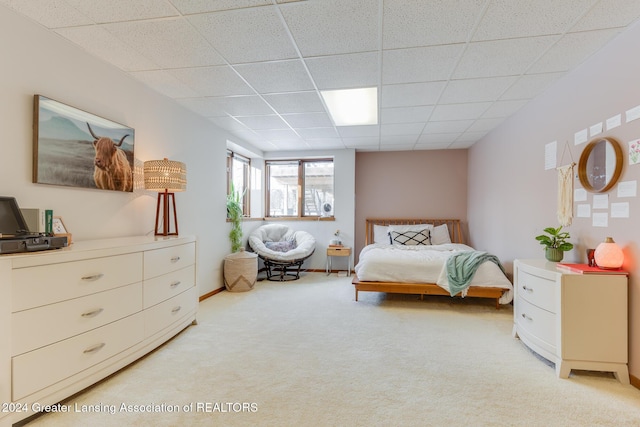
[578,137,623,193]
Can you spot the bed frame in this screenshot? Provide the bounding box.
[352,218,509,308]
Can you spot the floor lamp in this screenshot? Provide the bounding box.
[143,158,187,236]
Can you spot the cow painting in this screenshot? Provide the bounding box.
[87,123,133,192]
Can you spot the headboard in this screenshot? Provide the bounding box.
[365,218,464,245]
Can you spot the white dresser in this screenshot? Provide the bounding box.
[512,259,628,383]
[0,235,197,426]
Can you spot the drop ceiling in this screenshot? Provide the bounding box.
[3,0,640,152]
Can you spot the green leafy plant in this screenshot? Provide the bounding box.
[226,182,244,253]
[535,226,574,251]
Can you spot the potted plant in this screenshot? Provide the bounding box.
[535,226,574,262]
[224,184,257,292]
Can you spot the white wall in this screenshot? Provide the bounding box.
[468,20,640,380]
[0,5,234,296]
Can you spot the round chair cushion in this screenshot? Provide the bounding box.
[248,224,316,262]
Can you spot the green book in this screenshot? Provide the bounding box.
[45,209,53,234]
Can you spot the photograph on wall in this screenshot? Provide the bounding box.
[33,95,135,192]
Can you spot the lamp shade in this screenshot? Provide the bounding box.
[594,237,624,269]
[143,158,186,192]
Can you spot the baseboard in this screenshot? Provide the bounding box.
[199,287,224,301]
[630,373,640,389]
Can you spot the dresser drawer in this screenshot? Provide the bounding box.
[144,287,196,338]
[143,242,195,280]
[12,253,143,311]
[143,265,195,309]
[12,282,142,356]
[517,269,556,313]
[12,312,144,400]
[515,296,556,350]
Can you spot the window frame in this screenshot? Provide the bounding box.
[265,158,334,219]
[226,150,251,217]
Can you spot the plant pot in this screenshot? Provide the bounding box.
[224,248,258,292]
[545,248,564,262]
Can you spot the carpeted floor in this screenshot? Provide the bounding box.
[20,272,640,426]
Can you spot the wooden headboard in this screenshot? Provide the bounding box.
[365,218,464,245]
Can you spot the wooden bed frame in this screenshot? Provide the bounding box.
[352,218,510,308]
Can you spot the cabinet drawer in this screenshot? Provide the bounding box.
[12,312,144,400]
[517,270,556,313]
[327,247,351,257]
[144,242,195,280]
[515,296,556,350]
[145,287,196,338]
[12,282,142,356]
[12,253,143,311]
[144,265,195,309]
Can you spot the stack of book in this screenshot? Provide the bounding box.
[557,263,627,275]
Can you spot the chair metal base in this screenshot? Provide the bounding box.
[259,251,314,282]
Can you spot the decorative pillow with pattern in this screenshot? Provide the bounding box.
[265,240,297,252]
[389,229,431,246]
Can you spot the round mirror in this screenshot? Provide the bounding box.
[578,137,623,193]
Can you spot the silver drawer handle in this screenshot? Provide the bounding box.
[171,306,182,314]
[81,308,104,318]
[81,273,104,281]
[521,313,533,321]
[522,285,533,292]
[170,281,181,288]
[83,342,106,354]
[170,256,181,263]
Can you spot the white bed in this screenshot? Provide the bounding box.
[352,219,513,307]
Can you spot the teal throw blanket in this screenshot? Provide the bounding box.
[446,251,506,297]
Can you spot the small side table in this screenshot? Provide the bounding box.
[326,246,352,276]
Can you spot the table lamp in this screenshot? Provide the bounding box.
[594,237,624,269]
[143,158,186,236]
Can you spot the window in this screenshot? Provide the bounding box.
[227,151,250,216]
[266,159,334,218]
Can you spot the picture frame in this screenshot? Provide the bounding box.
[33,95,135,192]
[52,216,72,244]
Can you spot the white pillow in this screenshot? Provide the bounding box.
[431,224,452,245]
[373,225,390,244]
[387,223,433,234]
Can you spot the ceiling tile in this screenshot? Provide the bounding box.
[342,136,379,147]
[295,127,339,139]
[281,112,333,128]
[528,28,621,73]
[64,0,178,23]
[235,115,290,130]
[414,142,453,150]
[256,128,301,141]
[440,77,518,104]
[422,120,474,134]
[171,0,271,14]
[131,70,199,98]
[262,92,325,114]
[472,0,597,41]
[381,106,434,124]
[381,82,447,108]
[0,0,92,28]
[466,118,505,133]
[380,123,425,137]
[209,116,251,133]
[234,60,315,93]
[104,18,226,68]
[178,95,274,117]
[305,52,379,90]
[337,125,380,138]
[453,36,557,79]
[383,0,486,49]
[417,133,460,144]
[305,138,346,149]
[431,103,492,121]
[482,100,529,118]
[380,135,419,145]
[572,1,640,31]
[448,140,476,149]
[268,140,312,150]
[56,26,158,72]
[282,0,379,56]
[383,44,464,84]
[170,66,254,97]
[189,6,298,64]
[500,73,564,100]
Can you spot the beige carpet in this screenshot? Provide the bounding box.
[20,273,640,426]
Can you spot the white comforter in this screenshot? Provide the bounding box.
[354,243,513,304]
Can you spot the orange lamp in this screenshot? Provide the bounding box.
[594,237,624,269]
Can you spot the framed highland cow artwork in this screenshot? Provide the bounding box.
[33,95,135,192]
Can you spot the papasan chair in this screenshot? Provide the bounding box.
[248,224,316,281]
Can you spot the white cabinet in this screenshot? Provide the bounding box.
[0,235,197,426]
[513,259,628,383]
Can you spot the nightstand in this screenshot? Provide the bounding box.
[326,246,352,276]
